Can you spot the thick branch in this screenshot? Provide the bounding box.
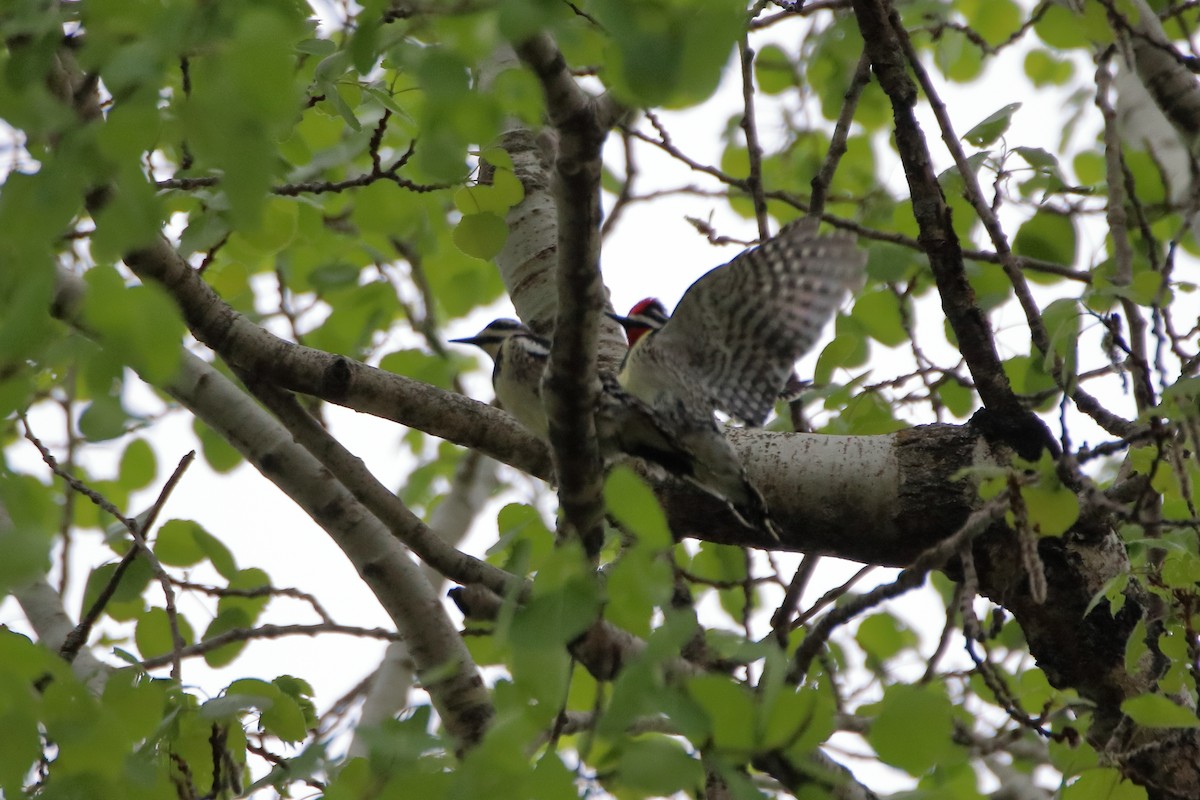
[515,33,612,555]
[119,237,551,480]
[850,0,1025,421]
[233,367,523,598]
[52,273,494,748]
[1113,0,1200,156]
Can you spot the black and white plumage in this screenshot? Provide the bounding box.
[452,318,778,537]
[612,218,866,427]
[451,319,552,439]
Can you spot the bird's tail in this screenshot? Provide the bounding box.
[596,375,779,541]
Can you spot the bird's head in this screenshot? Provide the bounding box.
[608,298,669,347]
[450,318,532,360]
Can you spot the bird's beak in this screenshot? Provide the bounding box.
[607,312,632,329]
[450,335,483,346]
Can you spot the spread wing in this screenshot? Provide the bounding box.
[645,218,865,425]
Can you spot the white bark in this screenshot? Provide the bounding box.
[13,578,110,693]
[54,270,494,746]
[1120,0,1200,158]
[349,451,499,756]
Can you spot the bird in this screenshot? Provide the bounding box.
[608,217,866,537]
[453,217,865,541]
[451,317,779,537]
[608,217,866,429]
[450,318,551,439]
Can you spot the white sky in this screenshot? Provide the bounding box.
[3,5,1192,797]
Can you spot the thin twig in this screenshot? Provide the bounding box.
[811,52,872,217]
[140,623,399,670]
[738,37,770,239]
[789,496,1008,681]
[770,555,821,646]
[39,440,197,671]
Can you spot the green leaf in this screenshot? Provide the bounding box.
[755,44,795,95]
[117,438,157,489]
[134,606,195,658]
[866,683,955,775]
[81,554,155,622]
[965,260,1012,310]
[101,669,167,744]
[1003,354,1057,399]
[1062,768,1148,800]
[1125,619,1149,676]
[261,691,309,743]
[851,289,908,347]
[1014,210,1076,267]
[154,519,207,567]
[1014,145,1059,171]
[379,348,459,389]
[856,613,918,664]
[1085,572,1130,617]
[453,170,525,215]
[201,607,251,668]
[1121,694,1200,728]
[814,333,868,384]
[89,169,165,261]
[0,473,56,594]
[1043,297,1080,389]
[686,674,757,752]
[239,198,299,254]
[195,525,239,579]
[614,736,704,796]
[1034,2,1113,49]
[184,8,305,227]
[1129,270,1163,305]
[1022,479,1080,537]
[962,102,1021,147]
[592,0,743,108]
[219,567,271,622]
[296,38,336,56]
[490,503,555,572]
[452,212,508,260]
[1161,550,1200,589]
[826,391,905,435]
[82,266,184,385]
[689,542,747,586]
[604,467,672,549]
[763,684,835,753]
[509,544,602,708]
[964,0,1021,47]
[604,542,673,638]
[1050,732,1101,778]
[205,679,275,718]
[937,380,975,417]
[0,631,52,787]
[193,418,244,473]
[78,395,130,442]
[935,28,983,83]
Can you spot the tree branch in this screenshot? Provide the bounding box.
[120,238,551,480]
[891,10,1133,437]
[52,271,494,748]
[849,0,1030,423]
[232,367,523,598]
[515,33,613,555]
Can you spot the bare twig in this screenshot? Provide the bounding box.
[140,623,399,670]
[738,37,770,239]
[789,496,1008,681]
[811,52,872,217]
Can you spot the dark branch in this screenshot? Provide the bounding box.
[515,33,614,556]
